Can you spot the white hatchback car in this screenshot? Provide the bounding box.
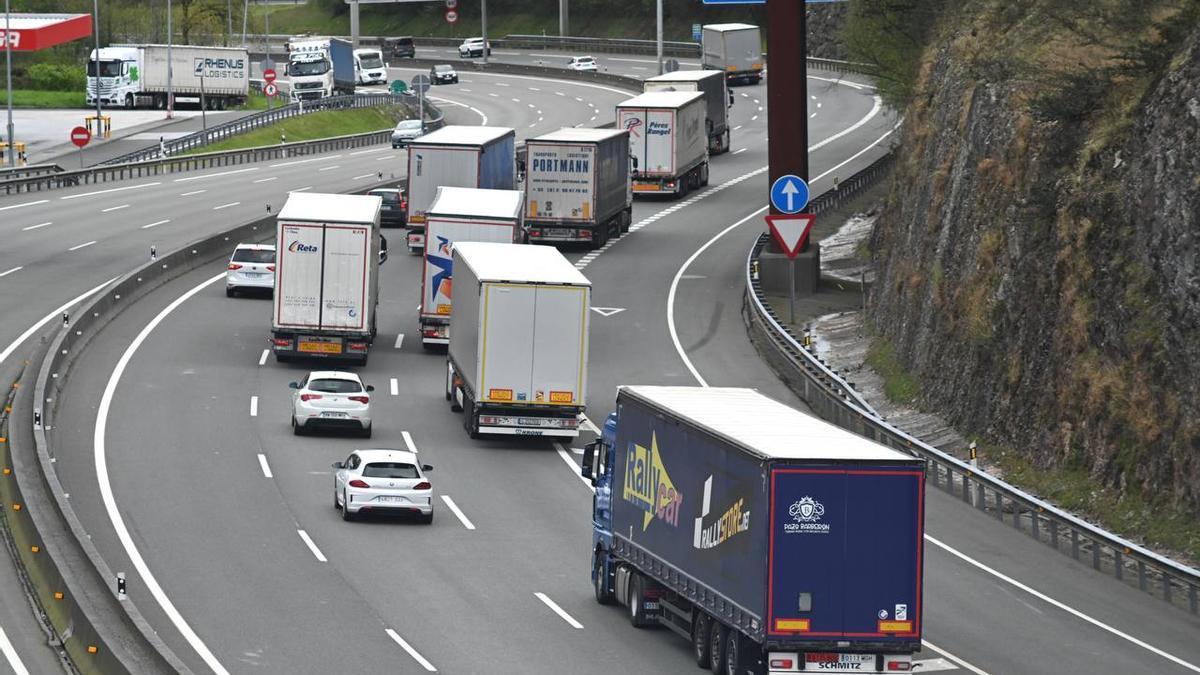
[567,55,597,72]
[333,449,434,522]
[225,243,276,297]
[458,37,490,58]
[290,371,374,437]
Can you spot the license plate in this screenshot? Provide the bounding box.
[633,183,661,192]
[320,411,348,418]
[805,653,875,670]
[376,495,407,503]
[545,228,576,238]
[245,272,264,278]
[299,340,342,354]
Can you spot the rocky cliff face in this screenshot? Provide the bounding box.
[869,11,1200,520]
[807,4,849,60]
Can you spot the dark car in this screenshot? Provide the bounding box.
[430,64,458,85]
[367,188,407,227]
[385,36,415,58]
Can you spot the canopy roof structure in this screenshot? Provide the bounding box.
[0,14,93,51]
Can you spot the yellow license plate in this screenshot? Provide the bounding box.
[633,184,660,192]
[299,341,342,354]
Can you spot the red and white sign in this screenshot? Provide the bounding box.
[766,214,816,259]
[0,14,92,52]
[264,83,279,97]
[263,68,277,83]
[445,9,458,24]
[70,126,91,148]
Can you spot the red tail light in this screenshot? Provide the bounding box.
[770,659,794,669]
[887,663,911,671]
[272,338,291,347]
[348,479,369,488]
[267,265,276,272]
[348,395,369,404]
[348,342,368,351]
[401,199,407,210]
[413,481,431,490]
[227,263,243,270]
[300,393,322,402]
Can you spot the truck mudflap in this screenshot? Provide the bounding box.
[766,651,913,673]
[271,333,371,364]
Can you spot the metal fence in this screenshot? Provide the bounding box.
[743,155,1200,615]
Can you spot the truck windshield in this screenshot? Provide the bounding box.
[359,54,384,69]
[87,60,123,77]
[288,60,329,76]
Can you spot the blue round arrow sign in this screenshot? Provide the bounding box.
[770,174,809,214]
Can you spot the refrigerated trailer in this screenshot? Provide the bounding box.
[617,91,709,198]
[524,128,632,249]
[702,23,763,85]
[446,242,589,439]
[644,70,732,154]
[583,386,925,675]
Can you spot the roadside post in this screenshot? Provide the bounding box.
[766,175,814,324]
[410,74,430,129]
[70,125,91,168]
[263,66,276,111]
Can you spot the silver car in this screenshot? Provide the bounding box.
[333,449,434,522]
[225,243,275,297]
[391,119,424,148]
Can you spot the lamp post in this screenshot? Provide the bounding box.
[481,0,488,66]
[167,0,174,118]
[93,0,102,131]
[655,0,663,76]
[4,0,14,167]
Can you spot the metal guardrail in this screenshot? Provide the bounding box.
[744,155,1200,615]
[0,163,65,180]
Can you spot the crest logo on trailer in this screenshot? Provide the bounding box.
[623,117,643,139]
[288,241,319,253]
[783,496,829,535]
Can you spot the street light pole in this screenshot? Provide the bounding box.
[167,0,174,119]
[4,0,14,167]
[655,0,663,76]
[481,0,488,66]
[93,0,102,127]
[241,0,248,46]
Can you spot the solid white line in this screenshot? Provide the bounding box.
[21,222,51,231]
[402,430,418,454]
[385,629,437,672]
[94,271,231,675]
[556,444,594,491]
[68,240,97,251]
[0,267,21,278]
[926,535,1200,673]
[141,219,170,229]
[258,349,269,366]
[394,333,404,349]
[350,147,390,156]
[101,204,129,212]
[249,396,258,417]
[751,115,758,121]
[0,277,115,366]
[733,125,743,131]
[733,148,747,155]
[0,625,30,675]
[60,182,160,200]
[174,167,259,182]
[0,199,47,211]
[318,165,340,172]
[180,189,207,196]
[252,176,278,183]
[922,640,990,675]
[353,173,375,180]
[296,529,327,562]
[580,414,600,435]
[441,495,476,530]
[534,592,584,629]
[213,202,240,210]
[390,378,398,396]
[257,454,273,478]
[291,186,312,192]
[270,155,341,168]
[428,96,488,125]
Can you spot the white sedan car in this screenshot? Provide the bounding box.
[567,55,597,72]
[333,449,434,522]
[225,243,275,297]
[290,371,373,437]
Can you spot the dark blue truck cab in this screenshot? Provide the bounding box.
[583,386,925,675]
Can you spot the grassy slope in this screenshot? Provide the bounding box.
[191,105,403,154]
[9,90,86,108]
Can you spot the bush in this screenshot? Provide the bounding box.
[25,63,85,92]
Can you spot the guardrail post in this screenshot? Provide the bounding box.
[1190,584,1197,614]
[1092,541,1101,570]
[961,473,971,504]
[1163,574,1172,604]
[1050,520,1059,550]
[1114,549,1124,581]
[1012,503,1022,531]
[1137,560,1146,592]
[1031,508,1040,541]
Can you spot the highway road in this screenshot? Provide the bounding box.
[1,55,1198,675]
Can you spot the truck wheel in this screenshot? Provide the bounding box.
[450,384,463,412]
[628,574,648,627]
[708,622,728,674]
[678,176,690,199]
[620,208,632,234]
[590,223,608,250]
[724,628,754,675]
[124,94,134,110]
[692,612,712,667]
[722,129,731,154]
[593,553,614,605]
[700,163,710,187]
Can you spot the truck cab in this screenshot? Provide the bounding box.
[354,48,387,86]
[288,39,334,100]
[582,412,617,597]
[87,47,140,109]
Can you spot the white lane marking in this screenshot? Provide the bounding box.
[174,167,259,182]
[402,430,418,454]
[555,91,565,96]
[252,176,278,183]
[733,148,747,154]
[733,125,742,131]
[911,657,960,673]
[528,122,537,128]
[394,333,404,349]
[927,535,1200,673]
[580,414,600,435]
[590,115,597,121]
[22,221,51,231]
[353,173,375,180]
[296,530,327,562]
[213,202,240,210]
[488,92,499,97]
[527,103,535,108]
[631,66,648,71]
[390,378,398,396]
[291,186,312,192]
[740,93,750,98]
[270,155,342,168]
[528,86,540,91]
[426,96,488,125]
[180,189,207,196]
[459,88,472,92]
[0,199,48,212]
[511,97,521,103]
[556,444,594,491]
[95,271,231,674]
[68,240,97,251]
[385,629,437,672]
[534,592,584,629]
[0,625,30,675]
[574,96,583,102]
[923,640,989,675]
[350,147,390,156]
[258,349,269,366]
[0,276,115,365]
[751,115,758,121]
[495,82,510,87]
[0,267,21,278]
[249,396,258,417]
[101,204,130,212]
[376,156,390,162]
[318,165,340,172]
[142,219,169,229]
[257,454,273,478]
[61,182,161,200]
[441,495,476,530]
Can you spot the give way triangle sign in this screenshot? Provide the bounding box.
[765,214,817,260]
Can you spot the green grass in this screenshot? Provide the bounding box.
[866,338,920,404]
[8,89,86,108]
[235,91,271,111]
[190,105,404,154]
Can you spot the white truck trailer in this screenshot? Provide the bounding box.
[86,44,249,110]
[701,23,763,85]
[419,187,524,347]
[524,128,633,249]
[643,70,732,154]
[616,91,709,198]
[446,242,590,439]
[271,192,382,366]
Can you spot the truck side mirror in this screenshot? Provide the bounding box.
[581,440,597,480]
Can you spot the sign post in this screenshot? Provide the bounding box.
[70,125,91,168]
[410,74,430,130]
[263,66,277,110]
[768,174,812,323]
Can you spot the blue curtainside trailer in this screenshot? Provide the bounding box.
[582,386,925,675]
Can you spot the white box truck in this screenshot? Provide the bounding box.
[271,192,382,366]
[419,187,524,347]
[87,44,249,110]
[524,128,633,249]
[644,70,732,154]
[617,91,709,198]
[446,242,590,439]
[405,126,517,254]
[702,23,763,85]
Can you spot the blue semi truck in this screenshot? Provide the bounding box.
[582,386,926,675]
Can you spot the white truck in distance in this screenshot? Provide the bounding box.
[702,23,763,85]
[447,242,590,439]
[524,128,633,249]
[286,37,355,100]
[617,91,709,198]
[86,45,249,109]
[271,192,383,366]
[353,47,387,85]
[420,187,524,347]
[643,70,732,154]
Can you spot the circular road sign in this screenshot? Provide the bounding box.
[410,74,431,94]
[445,0,457,8]
[70,126,91,148]
[263,68,277,83]
[663,58,680,73]
[264,82,279,97]
[770,174,810,214]
[445,8,458,24]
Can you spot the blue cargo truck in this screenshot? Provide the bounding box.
[582,386,925,675]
